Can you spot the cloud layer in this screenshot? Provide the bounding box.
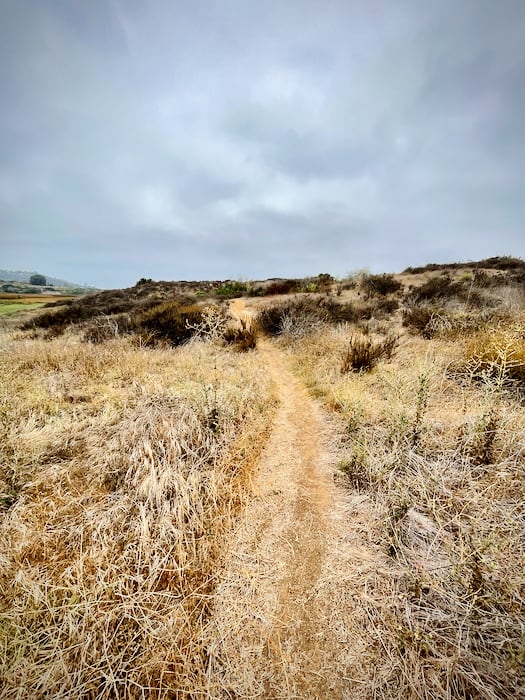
[1,0,524,286]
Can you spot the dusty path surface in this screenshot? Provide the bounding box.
[205,301,379,699]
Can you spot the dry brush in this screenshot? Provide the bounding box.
[0,332,274,698]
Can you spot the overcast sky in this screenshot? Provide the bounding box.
[1,0,524,287]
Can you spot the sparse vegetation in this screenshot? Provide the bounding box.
[2,258,524,699]
[282,273,525,698]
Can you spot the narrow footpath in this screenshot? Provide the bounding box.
[205,301,380,699]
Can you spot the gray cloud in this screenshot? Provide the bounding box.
[1,0,524,287]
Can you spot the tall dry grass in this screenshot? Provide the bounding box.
[285,319,525,699]
[0,332,274,698]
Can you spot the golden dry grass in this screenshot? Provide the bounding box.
[283,319,525,699]
[0,332,274,698]
[2,281,525,699]
[459,321,525,387]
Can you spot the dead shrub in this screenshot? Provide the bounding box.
[361,273,402,298]
[341,334,398,373]
[370,297,400,316]
[256,297,361,337]
[222,325,257,351]
[405,275,466,305]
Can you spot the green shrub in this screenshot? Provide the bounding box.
[216,281,248,298]
[404,274,490,308]
[402,307,436,336]
[403,256,525,274]
[262,279,300,296]
[247,286,265,297]
[337,449,370,490]
[371,298,400,316]
[316,273,335,291]
[403,305,507,339]
[256,301,296,335]
[468,408,500,466]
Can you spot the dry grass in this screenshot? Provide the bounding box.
[456,322,525,388]
[2,271,525,698]
[0,331,274,698]
[285,319,525,699]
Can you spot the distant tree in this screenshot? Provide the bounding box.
[30,274,46,286]
[316,273,335,292]
[136,278,154,286]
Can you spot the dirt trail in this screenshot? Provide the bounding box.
[206,301,373,698]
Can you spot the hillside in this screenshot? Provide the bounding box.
[402,255,525,275]
[0,269,90,288]
[0,257,524,699]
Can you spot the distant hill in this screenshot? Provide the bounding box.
[0,269,87,288]
[402,256,525,274]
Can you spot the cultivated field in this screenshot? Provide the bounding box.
[1,258,524,699]
[0,294,75,317]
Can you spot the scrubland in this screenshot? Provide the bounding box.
[271,268,525,699]
[1,258,524,699]
[0,326,273,698]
